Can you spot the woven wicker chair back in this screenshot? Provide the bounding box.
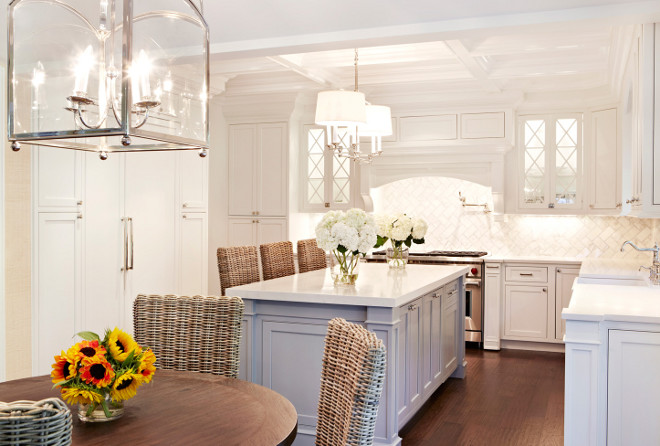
[296,238,327,273]
[315,318,387,446]
[217,245,260,296]
[0,398,72,446]
[260,241,296,281]
[133,294,244,378]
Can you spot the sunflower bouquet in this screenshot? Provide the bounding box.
[51,328,156,419]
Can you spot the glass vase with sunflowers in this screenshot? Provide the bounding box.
[51,328,156,422]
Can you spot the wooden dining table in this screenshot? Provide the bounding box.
[0,370,298,445]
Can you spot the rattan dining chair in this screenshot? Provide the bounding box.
[133,294,244,378]
[0,398,72,446]
[297,238,327,273]
[315,318,387,446]
[217,245,260,296]
[260,241,296,281]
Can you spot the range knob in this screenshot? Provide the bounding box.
[470,267,478,275]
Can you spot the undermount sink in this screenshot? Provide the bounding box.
[576,276,650,287]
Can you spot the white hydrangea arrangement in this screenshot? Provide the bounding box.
[374,213,428,267]
[315,208,377,284]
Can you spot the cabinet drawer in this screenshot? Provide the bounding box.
[505,266,548,283]
[444,280,459,295]
[444,285,459,309]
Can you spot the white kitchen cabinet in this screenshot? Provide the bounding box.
[179,151,208,212]
[180,212,209,296]
[35,148,82,211]
[460,112,505,139]
[301,125,355,211]
[517,114,582,211]
[32,149,209,373]
[399,115,457,141]
[607,329,660,446]
[227,217,288,247]
[589,108,621,211]
[503,285,549,340]
[397,279,463,427]
[397,296,423,426]
[441,284,460,380]
[33,213,82,375]
[422,287,443,399]
[484,262,502,350]
[555,267,580,341]
[229,123,288,217]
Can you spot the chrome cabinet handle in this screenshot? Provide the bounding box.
[542,288,547,293]
[77,200,83,206]
[121,217,128,272]
[519,273,534,276]
[76,213,83,219]
[128,217,134,271]
[557,268,561,273]
[432,293,439,299]
[408,304,417,311]
[486,265,500,268]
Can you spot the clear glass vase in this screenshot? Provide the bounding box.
[78,394,124,422]
[386,245,409,269]
[329,250,360,286]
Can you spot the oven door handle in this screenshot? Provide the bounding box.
[465,278,482,286]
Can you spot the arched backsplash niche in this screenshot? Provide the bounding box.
[371,176,657,259]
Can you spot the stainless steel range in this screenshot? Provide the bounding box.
[368,250,487,347]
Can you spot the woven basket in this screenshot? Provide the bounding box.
[0,398,72,446]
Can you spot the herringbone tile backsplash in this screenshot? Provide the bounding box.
[372,177,657,260]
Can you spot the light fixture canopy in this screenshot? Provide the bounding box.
[8,0,210,159]
[314,49,388,164]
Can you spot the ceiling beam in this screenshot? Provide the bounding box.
[445,40,501,93]
[266,55,343,89]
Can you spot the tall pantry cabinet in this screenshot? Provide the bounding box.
[32,148,208,375]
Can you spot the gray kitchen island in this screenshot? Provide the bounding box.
[228,263,468,446]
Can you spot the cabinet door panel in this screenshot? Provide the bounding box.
[590,108,619,210]
[228,218,256,246]
[257,219,287,245]
[442,296,459,378]
[228,124,257,216]
[555,268,580,341]
[608,330,660,445]
[180,213,208,296]
[179,151,208,211]
[36,147,81,210]
[124,152,178,327]
[430,291,443,386]
[83,153,122,335]
[504,285,548,339]
[35,213,81,375]
[258,123,287,217]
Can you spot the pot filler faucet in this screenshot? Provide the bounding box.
[620,241,660,286]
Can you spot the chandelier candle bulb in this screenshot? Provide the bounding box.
[73,45,94,96]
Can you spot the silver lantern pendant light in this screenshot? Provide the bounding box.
[8,0,210,159]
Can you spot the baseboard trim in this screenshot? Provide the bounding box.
[501,339,565,353]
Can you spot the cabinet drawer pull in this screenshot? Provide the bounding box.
[543,288,547,293]
[448,290,458,296]
[486,265,500,269]
[519,273,534,276]
[408,304,416,311]
[432,293,439,299]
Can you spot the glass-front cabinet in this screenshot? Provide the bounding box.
[518,114,582,210]
[301,125,355,211]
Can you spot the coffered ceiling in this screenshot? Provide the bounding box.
[210,23,633,100]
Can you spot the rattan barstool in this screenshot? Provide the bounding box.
[0,398,72,446]
[217,245,260,296]
[297,238,327,273]
[133,294,244,378]
[260,241,296,281]
[315,318,387,446]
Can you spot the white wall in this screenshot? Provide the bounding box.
[207,99,228,296]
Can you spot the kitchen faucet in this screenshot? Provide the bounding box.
[620,241,660,285]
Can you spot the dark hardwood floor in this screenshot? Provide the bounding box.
[400,347,565,446]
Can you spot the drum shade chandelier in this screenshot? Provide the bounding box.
[8,0,210,159]
[314,49,391,164]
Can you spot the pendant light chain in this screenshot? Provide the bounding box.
[354,48,359,93]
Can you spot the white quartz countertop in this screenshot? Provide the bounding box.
[563,282,660,323]
[227,263,468,308]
